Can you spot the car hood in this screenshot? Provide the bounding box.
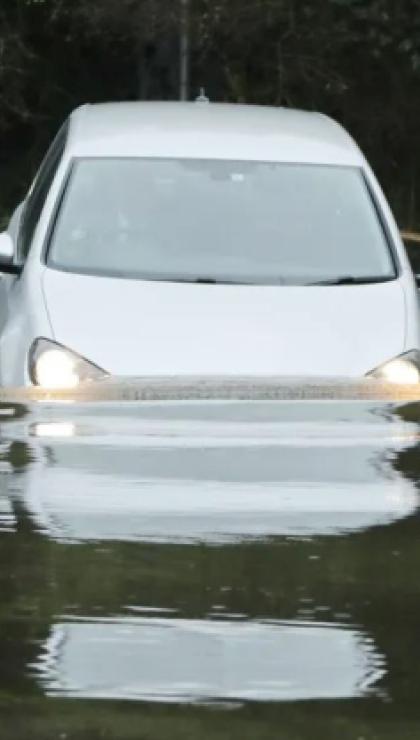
[42,269,406,377]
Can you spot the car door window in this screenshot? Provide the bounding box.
[18,120,68,262]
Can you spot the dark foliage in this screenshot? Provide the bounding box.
[1,0,420,227]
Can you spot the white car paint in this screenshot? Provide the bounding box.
[0,101,418,386]
[42,268,407,377]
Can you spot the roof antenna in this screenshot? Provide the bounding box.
[195,87,210,103]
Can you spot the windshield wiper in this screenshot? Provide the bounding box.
[194,278,219,284]
[164,277,247,285]
[307,275,395,286]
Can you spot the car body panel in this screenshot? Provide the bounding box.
[42,268,406,378]
[0,267,52,386]
[67,103,363,166]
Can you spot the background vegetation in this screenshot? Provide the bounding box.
[1,0,420,228]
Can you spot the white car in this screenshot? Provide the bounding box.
[0,101,419,388]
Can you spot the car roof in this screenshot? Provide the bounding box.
[67,102,364,166]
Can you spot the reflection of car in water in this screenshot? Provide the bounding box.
[35,616,385,703]
[1,400,418,543]
[0,102,420,387]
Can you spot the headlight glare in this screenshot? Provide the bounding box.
[29,339,106,389]
[368,351,420,385]
[35,349,79,389]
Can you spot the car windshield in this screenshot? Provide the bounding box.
[48,158,396,285]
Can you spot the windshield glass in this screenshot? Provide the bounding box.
[48,158,396,284]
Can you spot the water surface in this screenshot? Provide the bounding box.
[1,398,420,738]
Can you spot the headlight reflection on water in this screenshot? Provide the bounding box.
[31,422,76,439]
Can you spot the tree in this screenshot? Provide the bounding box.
[1,0,420,227]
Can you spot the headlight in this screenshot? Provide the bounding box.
[29,339,107,389]
[367,350,420,385]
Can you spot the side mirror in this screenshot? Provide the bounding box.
[0,232,21,275]
[0,232,14,262]
[401,231,420,288]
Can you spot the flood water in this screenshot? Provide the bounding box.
[1,397,420,738]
